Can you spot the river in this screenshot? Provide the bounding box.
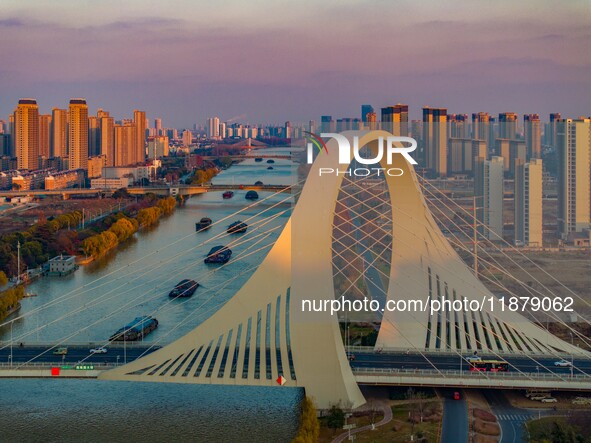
[0,153,302,442]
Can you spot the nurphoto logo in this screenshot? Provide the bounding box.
[304,131,418,177]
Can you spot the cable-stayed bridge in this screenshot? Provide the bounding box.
[1,130,590,409]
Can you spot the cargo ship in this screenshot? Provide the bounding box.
[109,316,159,341]
[169,279,199,298]
[204,245,232,264]
[227,221,248,234]
[195,217,212,231]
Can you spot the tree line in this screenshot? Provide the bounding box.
[0,196,178,276]
[291,397,319,443]
[0,284,24,322]
[81,196,177,259]
[0,210,84,277]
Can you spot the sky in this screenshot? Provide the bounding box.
[1,0,590,127]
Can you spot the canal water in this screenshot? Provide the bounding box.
[0,154,302,442]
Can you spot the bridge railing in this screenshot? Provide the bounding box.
[0,341,160,348]
[0,362,116,369]
[352,366,589,382]
[345,345,584,359]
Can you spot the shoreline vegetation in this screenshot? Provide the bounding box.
[80,195,177,261]
[291,396,320,443]
[0,195,179,318]
[0,284,24,323]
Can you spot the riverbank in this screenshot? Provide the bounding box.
[0,286,24,322]
[80,196,177,261]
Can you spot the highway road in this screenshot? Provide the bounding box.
[2,345,591,378]
[348,351,591,376]
[440,389,468,443]
[483,389,535,443]
[0,344,159,366]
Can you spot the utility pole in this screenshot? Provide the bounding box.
[17,241,21,283]
[473,195,478,278]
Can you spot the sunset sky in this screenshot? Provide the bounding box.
[1,0,590,126]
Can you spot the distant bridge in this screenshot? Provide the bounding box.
[127,184,292,197]
[202,154,294,161]
[0,184,292,199]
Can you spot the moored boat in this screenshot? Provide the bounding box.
[222,191,234,199]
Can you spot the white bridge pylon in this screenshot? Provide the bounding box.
[100,131,584,409]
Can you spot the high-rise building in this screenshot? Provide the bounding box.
[488,117,498,155]
[68,99,89,170]
[474,156,504,240]
[448,114,469,139]
[381,104,408,136]
[548,113,561,148]
[88,116,100,157]
[14,98,39,170]
[411,120,422,147]
[495,139,511,171]
[133,110,146,164]
[557,118,591,237]
[97,108,110,119]
[87,155,106,179]
[422,107,447,176]
[509,140,526,177]
[114,123,136,167]
[472,112,489,141]
[8,114,15,157]
[182,130,193,147]
[361,104,374,123]
[471,139,487,168]
[515,158,543,246]
[39,114,51,159]
[499,112,518,140]
[365,112,377,130]
[100,116,115,167]
[154,118,162,136]
[523,114,541,159]
[320,115,336,133]
[447,138,471,174]
[207,117,220,140]
[147,136,169,159]
[51,108,67,159]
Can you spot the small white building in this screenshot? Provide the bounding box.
[48,255,77,275]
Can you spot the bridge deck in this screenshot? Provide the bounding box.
[354,367,591,391]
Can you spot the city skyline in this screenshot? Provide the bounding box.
[1,0,590,126]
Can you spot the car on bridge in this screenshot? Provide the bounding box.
[90,347,108,354]
[540,397,557,403]
[554,359,572,367]
[53,347,68,355]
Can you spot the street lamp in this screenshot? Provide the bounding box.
[9,320,13,367]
